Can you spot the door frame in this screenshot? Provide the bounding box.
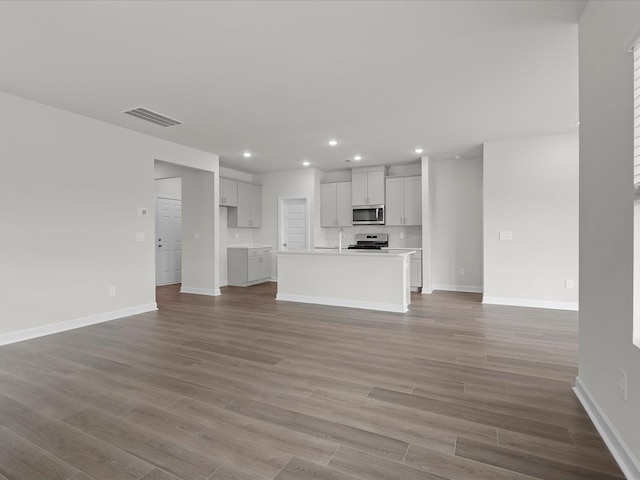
[155,193,182,286]
[278,195,311,251]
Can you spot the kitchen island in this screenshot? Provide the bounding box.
[276,249,415,312]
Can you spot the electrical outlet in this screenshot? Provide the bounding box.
[136,232,145,242]
[108,286,116,297]
[137,208,148,216]
[499,231,513,241]
[235,233,240,240]
[565,279,574,289]
[619,369,628,401]
[399,232,405,239]
[193,232,200,240]
[459,268,465,276]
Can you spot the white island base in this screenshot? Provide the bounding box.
[276,249,414,313]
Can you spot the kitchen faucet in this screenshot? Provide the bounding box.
[338,228,345,252]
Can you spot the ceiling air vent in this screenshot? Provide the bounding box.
[122,107,183,127]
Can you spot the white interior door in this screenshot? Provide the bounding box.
[279,197,309,250]
[156,197,182,285]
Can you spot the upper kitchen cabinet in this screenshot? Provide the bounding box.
[385,176,422,225]
[351,166,386,206]
[219,177,238,207]
[228,182,262,227]
[321,181,352,227]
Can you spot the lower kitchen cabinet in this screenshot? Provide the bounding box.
[410,250,422,290]
[228,246,272,286]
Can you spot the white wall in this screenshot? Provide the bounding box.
[430,157,483,292]
[0,90,219,342]
[155,161,217,295]
[154,177,181,197]
[482,133,579,310]
[578,1,640,474]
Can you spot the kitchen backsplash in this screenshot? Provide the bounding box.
[321,225,422,248]
[227,227,256,246]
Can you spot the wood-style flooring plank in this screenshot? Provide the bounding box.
[121,404,291,478]
[225,397,409,462]
[274,457,362,480]
[63,408,222,480]
[0,283,623,480]
[455,437,625,480]
[167,397,339,465]
[0,393,153,480]
[0,424,79,480]
[329,446,447,480]
[368,386,574,444]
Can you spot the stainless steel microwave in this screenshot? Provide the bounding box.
[352,205,385,225]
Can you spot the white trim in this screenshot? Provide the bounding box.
[434,284,483,293]
[421,287,434,294]
[574,377,640,479]
[270,277,278,282]
[276,293,408,313]
[180,286,221,296]
[482,296,578,311]
[219,280,228,287]
[0,303,157,346]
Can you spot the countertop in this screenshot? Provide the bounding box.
[227,245,272,250]
[277,248,416,257]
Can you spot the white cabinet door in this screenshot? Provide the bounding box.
[336,182,352,226]
[385,177,404,226]
[247,255,261,281]
[367,171,385,205]
[231,182,261,227]
[410,257,422,287]
[403,176,422,225]
[220,178,238,207]
[260,255,271,279]
[235,182,252,227]
[351,172,368,205]
[250,184,262,227]
[321,183,337,227]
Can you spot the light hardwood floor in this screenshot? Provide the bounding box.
[0,283,624,480]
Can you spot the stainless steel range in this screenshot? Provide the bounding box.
[347,233,389,250]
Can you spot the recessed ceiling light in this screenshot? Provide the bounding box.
[354,155,362,161]
[453,155,462,160]
[243,151,252,158]
[303,160,310,166]
[415,148,424,154]
[328,139,338,146]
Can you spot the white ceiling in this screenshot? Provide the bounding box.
[0,0,584,174]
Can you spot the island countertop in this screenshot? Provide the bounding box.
[277,248,415,257]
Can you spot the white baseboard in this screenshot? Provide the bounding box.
[421,287,434,294]
[574,377,640,479]
[482,296,578,311]
[0,303,158,346]
[219,280,228,287]
[276,293,408,313]
[180,286,221,296]
[270,277,277,282]
[434,284,483,293]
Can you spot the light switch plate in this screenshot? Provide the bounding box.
[566,279,574,289]
[138,208,148,216]
[194,232,200,240]
[136,232,145,242]
[499,231,513,241]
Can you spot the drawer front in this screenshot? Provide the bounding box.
[249,247,272,256]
